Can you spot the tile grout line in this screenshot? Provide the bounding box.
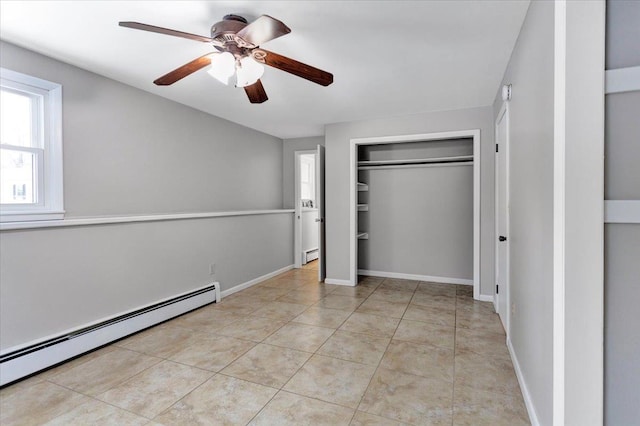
[348,277,419,425]
[42,376,156,422]
[244,291,345,424]
[346,277,387,425]
[452,287,460,426]
[150,371,230,423]
[232,268,343,423]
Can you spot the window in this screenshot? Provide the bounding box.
[1,68,63,222]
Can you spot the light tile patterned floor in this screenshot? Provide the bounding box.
[0,261,530,425]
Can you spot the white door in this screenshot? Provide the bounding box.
[316,145,326,282]
[495,104,509,332]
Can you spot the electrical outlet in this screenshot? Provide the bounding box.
[209,263,216,275]
[511,303,516,316]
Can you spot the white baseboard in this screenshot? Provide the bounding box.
[324,278,355,286]
[507,337,540,426]
[0,284,217,386]
[220,264,294,298]
[358,269,473,286]
[476,294,494,302]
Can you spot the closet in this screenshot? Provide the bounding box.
[355,137,475,285]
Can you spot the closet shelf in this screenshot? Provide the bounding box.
[357,182,369,191]
[357,232,369,240]
[357,155,473,167]
[357,204,369,212]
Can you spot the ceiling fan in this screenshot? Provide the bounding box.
[119,14,334,104]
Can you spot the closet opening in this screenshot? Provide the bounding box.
[349,130,481,299]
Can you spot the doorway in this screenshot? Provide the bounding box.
[294,146,326,282]
[495,102,510,333]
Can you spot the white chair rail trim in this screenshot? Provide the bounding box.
[0,209,295,231]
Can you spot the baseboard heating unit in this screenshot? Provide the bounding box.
[304,248,319,264]
[0,282,219,387]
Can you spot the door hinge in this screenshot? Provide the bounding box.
[496,284,499,294]
[496,144,499,153]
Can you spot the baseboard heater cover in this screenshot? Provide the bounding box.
[0,282,219,387]
[304,248,319,263]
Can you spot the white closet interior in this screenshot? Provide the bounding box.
[356,138,475,285]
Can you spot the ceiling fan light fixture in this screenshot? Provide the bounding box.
[235,56,265,88]
[207,52,235,85]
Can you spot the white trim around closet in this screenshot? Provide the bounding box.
[349,129,481,300]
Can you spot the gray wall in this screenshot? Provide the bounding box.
[282,136,325,209]
[0,215,293,350]
[358,165,473,280]
[605,91,640,199]
[0,42,283,217]
[324,107,495,294]
[491,1,554,424]
[605,0,640,69]
[0,42,291,351]
[604,1,640,424]
[604,225,640,424]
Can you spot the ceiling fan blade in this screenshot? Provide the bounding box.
[235,15,291,47]
[256,49,333,86]
[154,53,214,86]
[244,80,269,103]
[119,21,213,43]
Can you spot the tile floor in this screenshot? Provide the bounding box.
[0,261,530,425]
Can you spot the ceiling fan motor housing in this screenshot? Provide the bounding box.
[210,15,249,49]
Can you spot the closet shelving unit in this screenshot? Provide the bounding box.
[354,141,475,279]
[357,180,369,240]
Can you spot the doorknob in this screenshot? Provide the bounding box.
[315,218,324,223]
[499,236,507,242]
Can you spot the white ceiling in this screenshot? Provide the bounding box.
[0,1,529,139]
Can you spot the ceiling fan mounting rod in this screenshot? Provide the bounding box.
[222,14,248,24]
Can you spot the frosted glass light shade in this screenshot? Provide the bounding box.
[207,52,235,85]
[235,56,265,88]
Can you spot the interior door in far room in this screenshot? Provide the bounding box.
[316,144,326,282]
[495,104,510,333]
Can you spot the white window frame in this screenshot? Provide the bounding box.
[1,68,63,222]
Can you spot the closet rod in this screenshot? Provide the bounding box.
[359,161,473,171]
[357,155,473,167]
